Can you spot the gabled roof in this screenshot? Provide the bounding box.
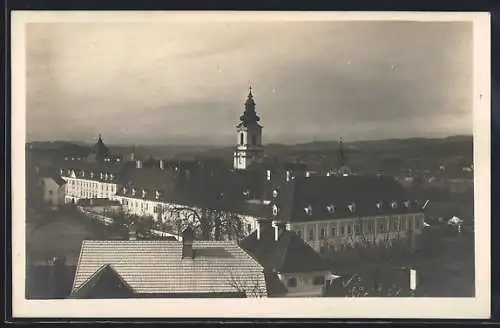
[71,240,267,297]
[239,224,331,274]
[70,264,134,298]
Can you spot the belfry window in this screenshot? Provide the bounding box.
[240,133,244,145]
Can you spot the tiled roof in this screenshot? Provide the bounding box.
[71,240,267,296]
[239,224,331,274]
[272,175,422,223]
[59,161,135,183]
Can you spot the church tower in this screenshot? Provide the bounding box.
[233,87,264,170]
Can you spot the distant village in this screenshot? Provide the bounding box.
[26,88,475,299]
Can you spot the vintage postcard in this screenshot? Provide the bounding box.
[11,11,490,319]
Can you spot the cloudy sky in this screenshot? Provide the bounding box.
[26,20,472,145]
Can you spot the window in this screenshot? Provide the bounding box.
[331,226,337,237]
[266,170,271,181]
[320,228,326,239]
[48,190,53,196]
[240,133,244,145]
[287,278,297,288]
[308,230,314,241]
[354,223,361,236]
[296,229,302,238]
[401,216,407,230]
[247,224,252,233]
[347,225,352,235]
[313,276,325,286]
[415,217,421,229]
[340,226,345,236]
[378,220,386,233]
[367,221,374,233]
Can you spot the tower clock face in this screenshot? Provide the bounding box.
[272,204,279,216]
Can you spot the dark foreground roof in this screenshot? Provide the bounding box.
[239,224,331,274]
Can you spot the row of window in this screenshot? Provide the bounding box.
[66,179,116,193]
[295,216,423,241]
[287,276,325,288]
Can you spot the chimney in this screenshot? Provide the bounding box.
[159,159,165,170]
[182,227,195,259]
[136,160,142,169]
[272,221,279,241]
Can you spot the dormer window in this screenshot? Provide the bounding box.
[105,173,109,180]
[391,201,398,209]
[272,189,279,198]
[404,200,411,208]
[67,169,71,175]
[306,171,311,178]
[100,173,104,180]
[90,172,94,178]
[131,188,136,196]
[155,190,160,200]
[81,171,85,177]
[304,205,313,216]
[64,157,68,161]
[266,170,271,181]
[272,204,279,216]
[376,202,383,209]
[116,158,121,162]
[348,203,356,213]
[60,169,63,175]
[142,190,146,198]
[286,170,292,182]
[242,190,250,197]
[110,174,114,180]
[326,204,335,214]
[123,187,127,194]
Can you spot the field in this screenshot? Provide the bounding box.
[25,207,123,298]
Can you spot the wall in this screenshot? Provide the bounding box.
[278,271,332,297]
[290,213,425,252]
[41,178,65,207]
[82,204,122,215]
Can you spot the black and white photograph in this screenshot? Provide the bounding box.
[12,11,490,319]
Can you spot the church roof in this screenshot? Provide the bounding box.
[238,87,261,127]
[88,135,111,161]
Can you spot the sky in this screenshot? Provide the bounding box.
[26,20,473,146]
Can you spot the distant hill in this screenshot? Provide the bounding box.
[26,135,473,175]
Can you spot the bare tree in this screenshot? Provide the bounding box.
[226,271,267,298]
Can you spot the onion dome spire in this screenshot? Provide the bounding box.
[239,86,260,126]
